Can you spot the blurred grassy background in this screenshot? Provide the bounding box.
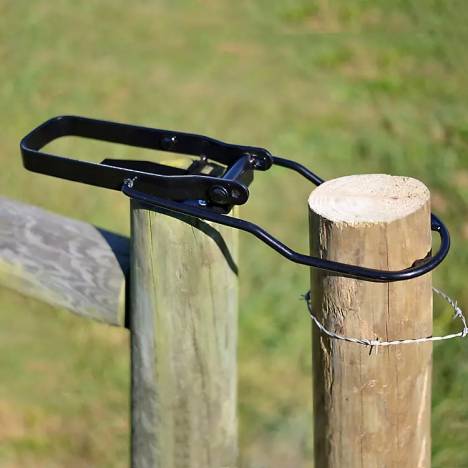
[1,0,467,466]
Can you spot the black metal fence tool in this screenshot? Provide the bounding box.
[21,115,450,282]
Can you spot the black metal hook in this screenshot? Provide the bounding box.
[20,115,451,283]
[121,178,449,283]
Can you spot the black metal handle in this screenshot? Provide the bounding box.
[20,116,451,283]
[20,115,275,205]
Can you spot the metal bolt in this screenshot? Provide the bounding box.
[161,135,177,150]
[123,176,138,188]
[209,186,230,204]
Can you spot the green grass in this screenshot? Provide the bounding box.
[1,0,468,466]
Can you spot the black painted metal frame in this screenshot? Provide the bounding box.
[21,115,450,282]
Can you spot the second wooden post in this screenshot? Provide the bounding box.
[309,175,433,468]
[130,201,238,468]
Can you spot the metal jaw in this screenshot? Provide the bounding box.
[21,115,450,283]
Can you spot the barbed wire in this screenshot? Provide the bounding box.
[303,287,467,348]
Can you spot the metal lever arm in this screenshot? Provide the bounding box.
[122,175,450,283]
[20,115,272,205]
[20,115,451,282]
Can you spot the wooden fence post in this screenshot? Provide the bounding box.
[130,200,238,468]
[308,175,433,468]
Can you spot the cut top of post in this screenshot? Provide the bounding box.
[308,174,430,225]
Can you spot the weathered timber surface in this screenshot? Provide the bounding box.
[309,175,433,468]
[0,196,128,326]
[130,201,238,468]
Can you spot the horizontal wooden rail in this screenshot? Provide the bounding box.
[0,196,128,326]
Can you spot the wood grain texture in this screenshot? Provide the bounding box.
[0,196,128,326]
[130,201,238,468]
[308,175,433,468]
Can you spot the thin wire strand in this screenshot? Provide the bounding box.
[304,287,468,347]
